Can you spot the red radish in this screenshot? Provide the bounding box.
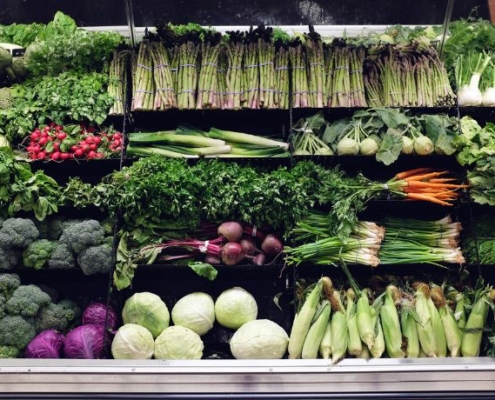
[60,152,70,160]
[204,255,221,265]
[37,151,47,160]
[50,152,61,161]
[74,149,84,157]
[87,151,97,159]
[217,221,243,242]
[240,238,257,256]
[261,234,284,257]
[221,242,244,265]
[57,132,67,140]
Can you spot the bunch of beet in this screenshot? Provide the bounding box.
[212,221,284,266]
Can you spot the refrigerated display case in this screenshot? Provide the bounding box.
[1,0,495,398]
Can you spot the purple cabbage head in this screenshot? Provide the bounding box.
[82,302,118,330]
[25,330,64,359]
[63,324,108,359]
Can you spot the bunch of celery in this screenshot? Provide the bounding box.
[378,215,465,266]
[127,124,289,158]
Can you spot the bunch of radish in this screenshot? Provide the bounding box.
[212,221,284,266]
[23,123,123,161]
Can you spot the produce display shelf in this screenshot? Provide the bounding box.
[0,358,494,397]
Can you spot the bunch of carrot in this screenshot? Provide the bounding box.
[386,167,468,206]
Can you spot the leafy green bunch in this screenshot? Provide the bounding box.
[0,71,113,142]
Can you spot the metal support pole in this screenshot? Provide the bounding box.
[438,0,456,58]
[123,0,137,48]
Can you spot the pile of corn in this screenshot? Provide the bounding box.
[288,276,495,362]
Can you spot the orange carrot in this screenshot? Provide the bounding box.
[429,178,457,183]
[405,181,469,189]
[404,171,449,182]
[395,168,432,180]
[406,192,453,206]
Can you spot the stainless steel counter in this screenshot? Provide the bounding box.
[0,358,494,395]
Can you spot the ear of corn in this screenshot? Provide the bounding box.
[346,288,363,356]
[439,305,462,357]
[302,300,331,359]
[414,283,437,357]
[401,306,420,358]
[427,296,447,357]
[330,290,348,364]
[319,321,332,359]
[288,279,323,359]
[461,293,490,357]
[431,286,461,358]
[454,292,468,332]
[370,307,385,358]
[357,344,371,359]
[357,288,375,349]
[380,285,405,358]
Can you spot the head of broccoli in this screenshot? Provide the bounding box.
[22,239,57,270]
[6,285,52,317]
[34,300,81,333]
[59,219,105,254]
[0,247,19,271]
[0,273,20,299]
[47,243,76,270]
[77,243,114,276]
[0,315,36,351]
[0,218,39,249]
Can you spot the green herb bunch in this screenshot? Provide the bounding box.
[0,72,114,142]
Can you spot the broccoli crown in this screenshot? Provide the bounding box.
[0,315,36,350]
[59,219,104,254]
[6,285,52,317]
[22,239,57,270]
[77,243,114,276]
[0,345,19,358]
[57,298,81,322]
[47,243,76,269]
[34,298,81,334]
[0,294,6,319]
[0,218,39,249]
[0,247,19,271]
[0,273,20,299]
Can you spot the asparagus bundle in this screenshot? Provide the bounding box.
[304,26,326,108]
[364,42,455,107]
[289,39,309,108]
[274,41,290,109]
[196,30,223,109]
[258,26,277,109]
[243,28,260,109]
[224,30,245,110]
[149,41,177,110]
[108,50,131,115]
[132,42,155,111]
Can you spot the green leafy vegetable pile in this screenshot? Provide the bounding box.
[455,116,495,205]
[0,148,60,220]
[0,71,114,142]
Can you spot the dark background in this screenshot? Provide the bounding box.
[0,0,490,27]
